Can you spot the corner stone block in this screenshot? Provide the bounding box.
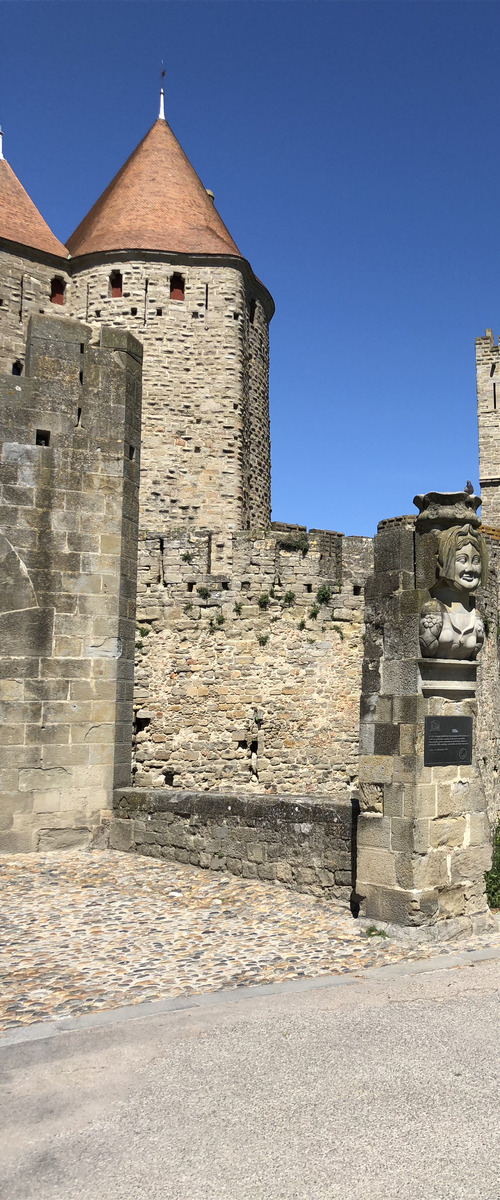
[109,818,135,852]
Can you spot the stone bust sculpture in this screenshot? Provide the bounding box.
[419,522,488,660]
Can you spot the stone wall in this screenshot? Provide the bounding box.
[112,787,354,902]
[68,256,271,542]
[476,530,500,828]
[131,524,373,797]
[0,314,142,852]
[0,245,71,376]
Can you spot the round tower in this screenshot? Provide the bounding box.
[0,127,70,375]
[66,101,274,535]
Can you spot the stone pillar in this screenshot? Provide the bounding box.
[356,492,493,930]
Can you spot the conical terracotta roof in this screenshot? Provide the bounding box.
[67,118,242,259]
[0,157,67,258]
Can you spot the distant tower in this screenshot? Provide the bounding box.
[476,328,500,527]
[66,98,274,537]
[0,127,70,375]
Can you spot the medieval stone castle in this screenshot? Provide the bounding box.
[1,99,499,923]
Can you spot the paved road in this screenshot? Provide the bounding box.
[1,949,500,1200]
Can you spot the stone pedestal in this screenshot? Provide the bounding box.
[356,495,492,928]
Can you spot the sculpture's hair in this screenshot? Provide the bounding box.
[437,523,489,587]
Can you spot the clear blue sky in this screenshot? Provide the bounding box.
[1,1,499,537]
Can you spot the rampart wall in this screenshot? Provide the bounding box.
[131,524,373,799]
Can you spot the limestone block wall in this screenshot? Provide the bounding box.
[0,313,142,852]
[476,531,500,828]
[0,246,71,376]
[68,256,271,541]
[112,787,354,902]
[131,524,373,797]
[476,329,500,527]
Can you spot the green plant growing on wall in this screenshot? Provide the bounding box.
[483,614,490,637]
[316,584,331,606]
[307,637,315,645]
[216,610,225,626]
[278,533,309,556]
[258,593,270,609]
[181,551,193,563]
[485,822,500,908]
[298,619,306,631]
[309,603,320,620]
[270,615,280,623]
[183,602,193,613]
[332,623,344,640]
[258,633,269,646]
[233,601,243,615]
[197,586,210,600]
[282,591,295,607]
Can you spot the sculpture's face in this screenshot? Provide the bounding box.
[453,543,481,593]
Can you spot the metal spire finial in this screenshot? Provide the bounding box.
[159,63,165,120]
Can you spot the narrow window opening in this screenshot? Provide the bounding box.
[110,270,122,298]
[233,311,239,320]
[353,585,362,596]
[129,445,136,460]
[205,284,209,309]
[76,407,82,428]
[0,298,3,307]
[156,307,163,316]
[306,584,312,593]
[494,382,497,411]
[237,740,247,750]
[36,429,50,446]
[95,309,101,318]
[12,360,23,376]
[187,581,195,592]
[221,581,229,590]
[50,277,65,305]
[491,363,497,377]
[19,275,24,322]
[144,278,148,325]
[130,307,138,317]
[194,446,201,453]
[249,299,256,324]
[80,343,85,354]
[163,770,175,787]
[170,273,185,301]
[79,369,83,385]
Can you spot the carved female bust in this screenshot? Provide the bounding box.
[419,523,488,660]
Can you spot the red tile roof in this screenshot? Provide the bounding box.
[67,119,242,258]
[0,158,67,258]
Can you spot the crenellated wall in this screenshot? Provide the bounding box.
[130,524,373,798]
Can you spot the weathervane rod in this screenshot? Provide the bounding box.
[159,62,165,120]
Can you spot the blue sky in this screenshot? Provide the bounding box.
[1,1,499,536]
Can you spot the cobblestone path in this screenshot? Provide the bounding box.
[2,850,500,1034]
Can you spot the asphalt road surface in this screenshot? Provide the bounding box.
[1,948,500,1200]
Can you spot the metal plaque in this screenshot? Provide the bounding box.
[424,715,473,767]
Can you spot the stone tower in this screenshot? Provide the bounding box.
[65,100,274,541]
[476,328,500,527]
[0,128,71,375]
